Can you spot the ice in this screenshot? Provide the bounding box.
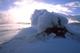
[31,9,48,27]
[31,9,68,33]
[52,13,68,27]
[37,10,58,33]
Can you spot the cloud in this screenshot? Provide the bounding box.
[0,0,20,10]
[13,0,72,14]
[0,0,73,23]
[64,1,80,8]
[0,12,15,24]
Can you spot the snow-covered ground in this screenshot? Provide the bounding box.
[0,27,80,53]
[0,9,80,53]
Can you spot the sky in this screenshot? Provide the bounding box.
[36,0,80,15]
[0,0,80,23]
